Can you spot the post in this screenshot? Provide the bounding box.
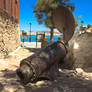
[36,32,38,48]
[22,30,24,47]
[50,27,54,43]
[29,23,32,42]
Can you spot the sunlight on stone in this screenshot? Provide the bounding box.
[73,42,79,49]
[75,68,84,74]
[36,81,45,86]
[4,87,15,92]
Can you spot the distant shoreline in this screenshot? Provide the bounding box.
[20,31,63,36]
[20,34,63,42]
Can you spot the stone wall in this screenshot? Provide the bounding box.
[62,32,92,72]
[0,13,20,58]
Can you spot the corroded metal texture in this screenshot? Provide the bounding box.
[16,41,67,84]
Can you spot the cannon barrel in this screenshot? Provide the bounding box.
[16,41,67,84]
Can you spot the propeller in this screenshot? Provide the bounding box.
[53,5,75,42]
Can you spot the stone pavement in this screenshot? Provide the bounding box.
[0,48,92,92]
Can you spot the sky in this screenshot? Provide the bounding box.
[19,0,92,31]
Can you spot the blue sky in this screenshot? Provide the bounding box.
[19,0,92,31]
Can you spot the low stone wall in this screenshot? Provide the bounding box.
[62,32,92,72]
[0,13,20,58]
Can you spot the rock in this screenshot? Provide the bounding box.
[36,81,45,86]
[63,32,92,72]
[53,87,60,92]
[75,68,84,74]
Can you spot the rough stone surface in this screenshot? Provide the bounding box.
[62,32,92,72]
[0,14,20,58]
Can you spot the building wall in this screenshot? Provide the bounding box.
[7,0,11,17]
[0,0,20,58]
[0,0,19,22]
[16,0,19,21]
[0,0,3,9]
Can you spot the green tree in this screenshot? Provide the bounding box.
[87,24,91,29]
[75,16,81,27]
[81,20,84,25]
[34,0,75,42]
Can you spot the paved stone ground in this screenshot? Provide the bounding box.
[0,48,92,92]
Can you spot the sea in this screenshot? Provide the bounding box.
[20,35,63,42]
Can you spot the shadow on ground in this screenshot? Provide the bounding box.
[25,48,41,53]
[0,69,92,92]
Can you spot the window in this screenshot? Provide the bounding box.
[4,0,6,10]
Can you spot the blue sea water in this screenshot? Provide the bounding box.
[20,35,63,42]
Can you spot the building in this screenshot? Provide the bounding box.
[0,0,19,22]
[0,0,20,58]
[80,25,88,31]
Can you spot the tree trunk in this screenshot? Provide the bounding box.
[50,27,54,42]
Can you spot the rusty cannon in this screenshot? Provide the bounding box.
[16,41,67,84]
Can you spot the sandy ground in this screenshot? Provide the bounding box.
[0,47,92,92]
[22,42,41,48]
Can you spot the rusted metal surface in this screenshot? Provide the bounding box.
[16,41,67,84]
[53,5,75,42]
